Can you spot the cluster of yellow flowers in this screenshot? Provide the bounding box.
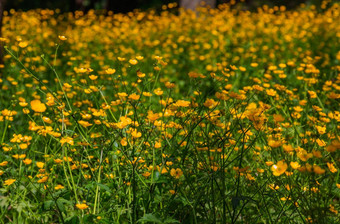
[0,1,339,222]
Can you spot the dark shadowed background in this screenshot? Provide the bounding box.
[3,0,325,12]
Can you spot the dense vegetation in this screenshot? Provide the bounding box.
[0,1,339,223]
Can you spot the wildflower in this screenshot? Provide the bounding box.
[0,161,8,166]
[170,168,183,179]
[76,203,89,210]
[54,159,63,164]
[30,100,47,113]
[37,176,48,183]
[313,165,325,175]
[290,162,301,170]
[203,98,218,108]
[297,149,313,161]
[175,100,190,107]
[266,89,277,96]
[128,93,140,101]
[58,35,67,41]
[4,179,16,186]
[142,172,151,178]
[89,75,98,80]
[329,204,338,214]
[327,163,337,173]
[282,144,294,152]
[130,128,142,138]
[23,158,32,165]
[36,162,45,169]
[60,136,74,146]
[308,91,317,98]
[129,59,138,65]
[316,139,326,147]
[78,120,92,128]
[19,143,28,150]
[18,41,28,48]
[273,114,285,122]
[121,138,128,146]
[55,184,65,190]
[154,141,162,148]
[271,160,287,176]
[154,88,163,96]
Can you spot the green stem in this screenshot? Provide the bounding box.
[93,149,103,214]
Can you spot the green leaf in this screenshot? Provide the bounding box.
[164,217,180,223]
[65,216,80,224]
[56,199,66,213]
[0,196,9,208]
[137,213,162,223]
[43,200,55,211]
[97,183,111,194]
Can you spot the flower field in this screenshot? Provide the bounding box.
[0,1,339,223]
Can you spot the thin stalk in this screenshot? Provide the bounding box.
[93,149,104,214]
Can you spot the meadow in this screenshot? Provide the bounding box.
[0,1,339,223]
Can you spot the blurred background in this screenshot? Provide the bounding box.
[2,0,326,13]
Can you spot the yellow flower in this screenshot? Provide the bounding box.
[129,59,138,65]
[58,35,67,41]
[170,168,183,179]
[130,128,142,138]
[4,179,16,186]
[308,90,317,98]
[30,100,47,113]
[0,161,8,167]
[128,93,140,101]
[296,149,313,161]
[271,160,287,176]
[290,161,301,170]
[175,100,190,107]
[19,143,28,150]
[89,75,98,80]
[154,141,162,149]
[154,88,163,96]
[266,89,277,97]
[313,164,325,175]
[76,203,89,210]
[55,184,65,190]
[54,159,63,164]
[36,162,45,169]
[203,98,218,108]
[120,138,128,146]
[60,136,74,146]
[37,176,48,183]
[18,41,28,48]
[326,163,337,173]
[78,120,92,128]
[23,158,32,165]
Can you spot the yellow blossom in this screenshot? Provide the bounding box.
[76,203,89,210]
[30,100,47,113]
[4,179,16,186]
[271,160,287,176]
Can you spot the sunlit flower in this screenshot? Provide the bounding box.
[30,100,47,113]
[271,160,287,176]
[58,35,67,41]
[76,203,89,210]
[4,179,16,186]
